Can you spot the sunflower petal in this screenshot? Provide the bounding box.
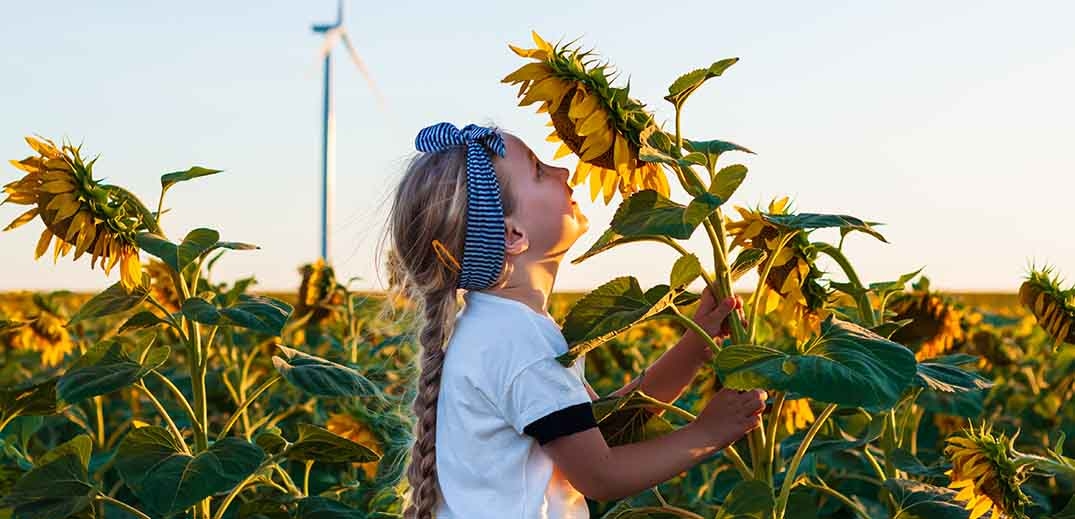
[25,136,61,159]
[502,62,553,84]
[3,207,38,231]
[34,228,52,259]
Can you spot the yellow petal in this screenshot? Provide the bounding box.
[121,250,142,291]
[39,180,76,194]
[576,109,609,137]
[968,497,992,519]
[52,235,66,262]
[589,169,604,202]
[531,30,553,53]
[501,62,552,84]
[90,232,108,269]
[34,228,52,259]
[508,44,548,60]
[104,239,121,274]
[571,162,591,186]
[3,207,38,231]
[568,88,600,120]
[579,129,613,162]
[613,134,631,174]
[65,211,90,242]
[74,221,96,260]
[554,142,573,160]
[601,166,617,205]
[25,136,61,159]
[518,77,567,108]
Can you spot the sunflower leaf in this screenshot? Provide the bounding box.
[160,166,223,194]
[57,340,170,403]
[914,362,993,394]
[761,213,887,243]
[570,228,668,265]
[0,449,95,519]
[556,277,683,366]
[731,249,767,282]
[717,316,918,411]
[612,189,723,241]
[294,497,365,519]
[882,479,973,519]
[670,254,702,289]
[286,424,380,463]
[722,480,775,518]
[591,389,675,447]
[272,345,379,397]
[664,58,739,108]
[0,378,60,427]
[684,138,755,170]
[182,295,291,336]
[68,282,150,325]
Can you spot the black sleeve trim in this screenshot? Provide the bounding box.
[523,402,598,445]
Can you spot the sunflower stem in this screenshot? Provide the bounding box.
[766,392,787,481]
[774,403,838,519]
[133,382,190,454]
[800,479,871,519]
[95,495,152,519]
[217,375,282,440]
[812,242,875,327]
[748,232,797,341]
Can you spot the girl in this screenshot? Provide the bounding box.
[381,122,766,519]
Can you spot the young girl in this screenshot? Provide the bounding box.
[381,122,766,519]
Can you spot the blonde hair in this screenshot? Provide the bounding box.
[377,137,516,519]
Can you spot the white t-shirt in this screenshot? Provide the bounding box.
[434,290,593,519]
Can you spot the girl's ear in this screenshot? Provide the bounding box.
[504,216,529,256]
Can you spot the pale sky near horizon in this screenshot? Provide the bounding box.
[1,1,1073,294]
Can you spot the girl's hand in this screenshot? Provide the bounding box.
[691,287,746,342]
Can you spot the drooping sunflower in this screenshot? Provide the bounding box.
[503,31,669,205]
[1018,267,1075,349]
[0,295,74,367]
[296,258,345,325]
[146,259,181,314]
[3,136,150,291]
[725,197,827,340]
[944,424,1031,519]
[889,278,964,361]
[326,412,383,480]
[781,398,816,435]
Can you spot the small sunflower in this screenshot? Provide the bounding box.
[503,31,669,205]
[1018,267,1075,349]
[3,136,149,291]
[944,423,1031,519]
[326,412,383,480]
[726,197,827,340]
[0,296,74,367]
[889,279,964,361]
[296,258,345,325]
[781,398,816,435]
[146,259,180,314]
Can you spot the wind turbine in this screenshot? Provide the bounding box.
[312,0,384,262]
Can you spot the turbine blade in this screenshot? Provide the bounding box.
[339,30,386,108]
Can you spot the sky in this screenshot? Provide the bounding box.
[1,1,1073,294]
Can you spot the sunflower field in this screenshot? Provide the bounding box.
[2,31,1075,519]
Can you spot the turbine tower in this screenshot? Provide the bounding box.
[312,0,383,261]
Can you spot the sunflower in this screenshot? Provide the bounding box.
[781,398,816,435]
[146,259,180,314]
[503,31,669,205]
[944,424,1031,519]
[296,258,345,325]
[326,412,383,480]
[3,136,149,291]
[0,296,74,367]
[725,197,827,340]
[889,280,964,361]
[1018,267,1075,349]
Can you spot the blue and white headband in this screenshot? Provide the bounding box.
[415,122,507,290]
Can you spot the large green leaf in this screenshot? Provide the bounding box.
[68,282,149,325]
[683,139,755,171]
[611,190,724,240]
[719,480,774,518]
[115,426,264,517]
[761,213,887,243]
[669,254,702,289]
[883,479,971,519]
[664,58,739,108]
[730,249,767,281]
[134,228,220,272]
[717,316,918,410]
[0,436,95,519]
[890,448,950,478]
[591,390,674,447]
[285,424,380,463]
[570,228,667,265]
[57,341,170,403]
[272,345,378,397]
[0,378,59,428]
[779,414,884,460]
[181,295,291,336]
[914,362,993,394]
[160,166,222,194]
[119,311,169,333]
[556,277,684,366]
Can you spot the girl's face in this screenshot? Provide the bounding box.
[495,133,589,258]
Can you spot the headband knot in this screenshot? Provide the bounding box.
[414,122,507,290]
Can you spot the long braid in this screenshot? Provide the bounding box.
[403,287,456,519]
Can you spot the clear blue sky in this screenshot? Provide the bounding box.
[2,1,1073,293]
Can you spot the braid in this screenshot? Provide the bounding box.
[403,287,458,519]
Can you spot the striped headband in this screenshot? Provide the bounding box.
[415,122,508,290]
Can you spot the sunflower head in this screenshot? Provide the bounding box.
[0,293,74,367]
[889,278,964,361]
[296,258,345,325]
[726,197,828,339]
[1018,266,1075,349]
[326,411,383,480]
[3,136,150,291]
[503,31,669,205]
[146,259,181,314]
[944,423,1032,519]
[781,398,816,435]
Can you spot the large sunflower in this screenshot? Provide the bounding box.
[781,398,816,435]
[726,197,827,339]
[3,137,148,291]
[326,412,383,480]
[503,31,669,205]
[0,295,74,367]
[889,279,964,361]
[1018,267,1075,349]
[945,424,1031,519]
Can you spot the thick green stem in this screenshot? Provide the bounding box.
[765,392,787,480]
[748,232,796,340]
[774,403,837,518]
[134,382,190,454]
[303,460,315,496]
[94,396,106,448]
[148,370,202,438]
[882,410,899,478]
[217,375,282,440]
[670,309,722,357]
[800,480,871,519]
